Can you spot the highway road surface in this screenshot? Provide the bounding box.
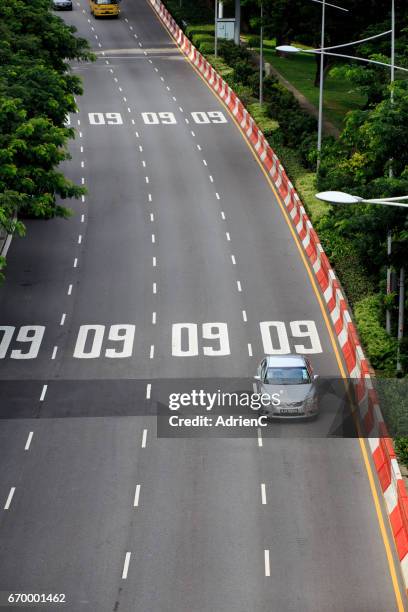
[0,1,407,610]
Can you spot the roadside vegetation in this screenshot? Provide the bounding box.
[0,0,93,280]
[164,0,408,447]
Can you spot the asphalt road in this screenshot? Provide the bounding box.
[0,1,406,610]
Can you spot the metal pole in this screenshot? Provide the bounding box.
[259,2,264,105]
[386,230,392,334]
[396,267,405,373]
[214,0,218,56]
[234,0,241,45]
[317,0,325,169]
[389,0,395,178]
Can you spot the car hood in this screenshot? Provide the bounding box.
[260,383,313,404]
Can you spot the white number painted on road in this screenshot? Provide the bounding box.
[0,326,45,359]
[141,112,177,125]
[172,323,230,356]
[88,112,123,125]
[191,111,227,124]
[260,321,323,355]
[73,324,135,358]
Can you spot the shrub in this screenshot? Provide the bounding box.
[395,437,408,467]
[192,33,214,51]
[354,294,398,373]
[218,39,250,66]
[198,41,215,55]
[233,60,255,86]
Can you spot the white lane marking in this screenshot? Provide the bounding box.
[148,194,152,202]
[129,25,133,30]
[40,385,47,402]
[67,284,73,295]
[151,234,155,244]
[73,258,78,268]
[173,96,177,101]
[25,432,34,451]
[119,86,123,92]
[237,281,242,292]
[166,86,170,91]
[81,195,85,203]
[81,214,85,223]
[94,35,98,40]
[131,119,135,125]
[135,131,140,138]
[150,345,155,359]
[150,213,154,222]
[160,76,164,82]
[248,343,253,357]
[155,67,159,72]
[98,43,102,48]
[139,42,143,47]
[179,106,183,112]
[133,485,141,507]
[4,487,15,510]
[141,429,147,448]
[152,257,156,267]
[81,177,85,184]
[78,119,81,126]
[231,255,236,265]
[261,484,267,505]
[81,161,84,168]
[87,18,90,22]
[78,235,82,244]
[209,175,214,183]
[127,107,131,113]
[145,176,149,184]
[153,282,157,294]
[60,313,66,326]
[51,346,58,360]
[109,68,113,73]
[105,59,109,64]
[123,97,127,102]
[142,161,146,168]
[80,146,84,153]
[135,34,139,39]
[125,17,128,22]
[122,552,131,580]
[185,118,190,124]
[264,550,270,576]
[79,131,83,138]
[226,232,231,241]
[149,58,153,63]
[197,144,202,151]
[152,312,156,324]
[242,310,247,322]
[91,26,95,31]
[221,211,225,220]
[146,383,151,400]
[191,130,195,137]
[216,192,220,200]
[257,428,263,447]
[203,159,207,166]
[114,77,118,82]
[139,145,143,152]
[253,382,258,393]
[144,52,147,56]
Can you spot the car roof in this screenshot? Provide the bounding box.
[264,354,307,367]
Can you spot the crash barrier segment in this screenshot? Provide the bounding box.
[149,0,408,591]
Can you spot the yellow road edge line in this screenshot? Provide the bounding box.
[145,3,406,608]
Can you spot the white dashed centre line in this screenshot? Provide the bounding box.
[78,235,82,244]
[216,192,220,200]
[264,550,271,576]
[152,312,157,324]
[173,96,177,101]
[122,552,131,580]
[191,130,195,137]
[197,145,202,151]
[133,485,141,507]
[4,487,15,510]
[135,131,140,138]
[203,159,207,166]
[73,258,78,268]
[237,281,242,292]
[150,345,155,359]
[179,106,183,112]
[139,145,143,152]
[257,427,263,448]
[247,343,253,357]
[67,284,73,295]
[81,214,85,223]
[151,234,155,244]
[60,313,66,326]
[146,383,151,400]
[242,310,247,322]
[221,211,225,220]
[150,213,154,222]
[81,195,85,203]
[40,385,47,402]
[145,176,149,184]
[261,484,267,505]
[152,257,156,267]
[25,432,34,451]
[153,282,157,294]
[160,76,164,82]
[226,232,231,241]
[51,346,58,360]
[142,161,146,168]
[141,429,148,448]
[185,118,190,124]
[231,255,236,265]
[148,194,152,202]
[209,175,214,183]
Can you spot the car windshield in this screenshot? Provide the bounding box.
[96,0,118,4]
[265,367,311,385]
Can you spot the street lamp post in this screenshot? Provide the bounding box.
[214,0,218,57]
[259,2,264,105]
[316,190,407,372]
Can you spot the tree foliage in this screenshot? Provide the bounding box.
[0,0,93,278]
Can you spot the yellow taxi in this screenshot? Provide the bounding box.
[89,0,120,18]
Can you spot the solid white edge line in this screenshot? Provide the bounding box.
[4,487,15,510]
[133,484,141,507]
[24,431,34,451]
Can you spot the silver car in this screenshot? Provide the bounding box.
[52,0,73,10]
[254,354,319,419]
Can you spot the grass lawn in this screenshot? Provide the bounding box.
[249,39,366,129]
